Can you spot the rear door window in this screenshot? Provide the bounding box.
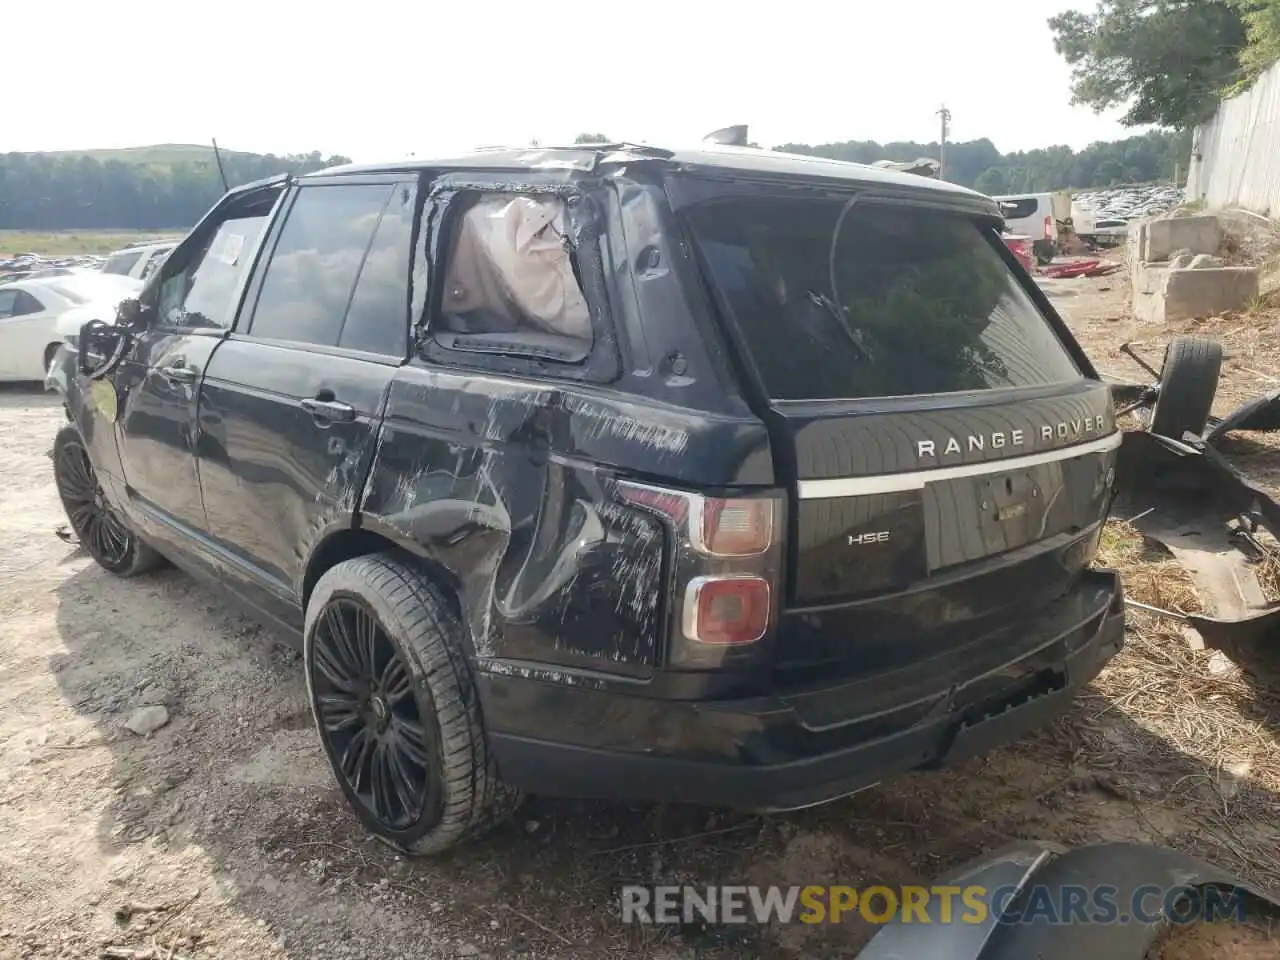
[687,197,1081,401]
[248,183,393,347]
[338,182,415,356]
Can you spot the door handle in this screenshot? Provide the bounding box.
[159,364,197,384]
[300,397,356,422]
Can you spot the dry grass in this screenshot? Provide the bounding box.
[1099,519,1203,613]
[1090,521,1280,892]
[0,230,174,257]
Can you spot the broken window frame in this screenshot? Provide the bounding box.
[414,173,621,385]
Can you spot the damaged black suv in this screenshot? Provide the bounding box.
[49,142,1125,854]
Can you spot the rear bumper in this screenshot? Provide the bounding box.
[484,569,1125,810]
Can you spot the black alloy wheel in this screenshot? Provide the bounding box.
[309,596,435,831]
[304,555,520,854]
[54,428,132,569]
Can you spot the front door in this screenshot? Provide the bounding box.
[197,177,418,619]
[111,185,282,557]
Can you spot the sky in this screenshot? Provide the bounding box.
[4,0,1139,161]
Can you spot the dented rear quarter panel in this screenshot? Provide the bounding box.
[360,368,773,681]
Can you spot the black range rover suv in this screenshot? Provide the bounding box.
[49,143,1125,853]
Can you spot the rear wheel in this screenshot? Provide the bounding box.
[52,426,163,577]
[1150,336,1223,440]
[304,554,520,855]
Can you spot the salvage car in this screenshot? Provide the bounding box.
[0,273,141,382]
[48,142,1125,854]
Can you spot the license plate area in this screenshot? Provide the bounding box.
[923,465,1060,570]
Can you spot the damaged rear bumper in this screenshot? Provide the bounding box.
[482,570,1125,810]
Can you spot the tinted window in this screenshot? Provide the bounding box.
[103,250,143,275]
[249,184,393,347]
[13,289,44,315]
[158,215,269,329]
[338,182,415,356]
[687,197,1081,401]
[0,288,44,317]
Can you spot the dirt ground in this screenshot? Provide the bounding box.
[4,253,1280,959]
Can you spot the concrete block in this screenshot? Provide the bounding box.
[1142,215,1221,262]
[1189,253,1224,269]
[1162,266,1259,321]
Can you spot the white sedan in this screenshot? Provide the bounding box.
[0,273,142,382]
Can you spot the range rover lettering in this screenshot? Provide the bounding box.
[48,141,1125,854]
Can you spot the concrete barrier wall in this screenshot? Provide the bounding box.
[1187,60,1280,216]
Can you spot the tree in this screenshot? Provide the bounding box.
[1229,0,1280,85]
[973,167,1009,196]
[0,148,349,230]
[773,129,1188,192]
[573,133,611,144]
[1048,0,1248,128]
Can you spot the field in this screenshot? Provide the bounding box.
[1,248,1279,959]
[0,231,178,258]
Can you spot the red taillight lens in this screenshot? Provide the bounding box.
[1044,215,1053,240]
[617,483,775,558]
[697,498,774,557]
[683,575,771,644]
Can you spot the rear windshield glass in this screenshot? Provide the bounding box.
[996,198,1040,220]
[686,197,1081,401]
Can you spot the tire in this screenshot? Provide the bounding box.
[52,425,164,577]
[304,554,521,855]
[1150,336,1223,440]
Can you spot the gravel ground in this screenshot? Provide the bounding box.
[2,269,1278,958]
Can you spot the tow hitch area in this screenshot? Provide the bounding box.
[855,840,1280,959]
[1110,335,1280,648]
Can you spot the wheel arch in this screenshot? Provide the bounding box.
[300,521,464,620]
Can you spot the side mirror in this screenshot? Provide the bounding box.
[78,319,129,379]
[116,297,144,329]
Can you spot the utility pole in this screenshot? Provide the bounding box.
[936,104,952,180]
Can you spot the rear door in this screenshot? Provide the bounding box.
[0,287,57,379]
[197,177,417,620]
[684,193,1118,675]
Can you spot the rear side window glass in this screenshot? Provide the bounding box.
[687,197,1081,401]
[249,184,393,347]
[433,193,593,359]
[14,289,44,315]
[103,250,142,276]
[338,182,415,356]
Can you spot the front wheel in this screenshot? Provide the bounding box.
[52,425,163,577]
[304,554,521,855]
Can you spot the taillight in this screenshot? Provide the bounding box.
[1044,215,1053,240]
[683,575,771,644]
[616,481,784,666]
[696,498,774,557]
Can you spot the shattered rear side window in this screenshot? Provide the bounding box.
[437,193,593,345]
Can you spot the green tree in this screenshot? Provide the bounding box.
[1048,0,1248,128]
[0,149,349,230]
[1229,0,1280,85]
[573,132,611,143]
[973,167,1009,195]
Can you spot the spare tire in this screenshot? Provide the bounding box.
[1149,336,1223,440]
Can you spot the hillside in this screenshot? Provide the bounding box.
[37,143,256,165]
[0,146,352,231]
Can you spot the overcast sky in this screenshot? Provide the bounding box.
[5,0,1134,161]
